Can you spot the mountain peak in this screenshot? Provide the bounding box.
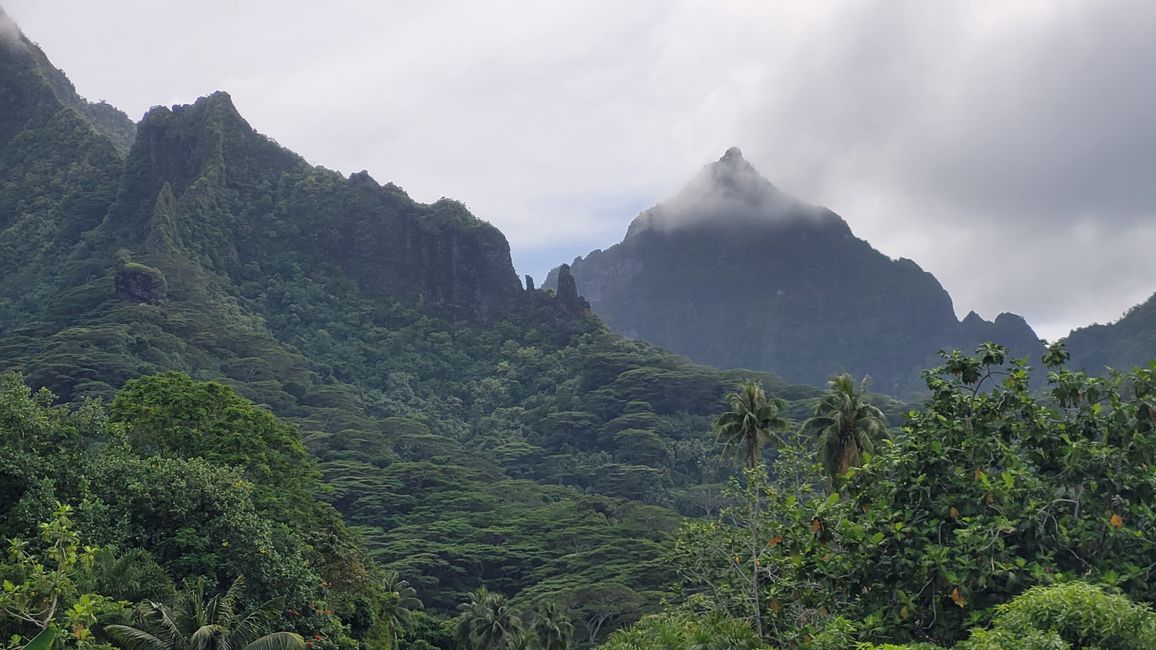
[702,145,771,192]
[962,310,985,326]
[0,8,134,152]
[201,90,236,108]
[701,145,774,197]
[624,147,836,239]
[173,90,242,120]
[721,146,744,162]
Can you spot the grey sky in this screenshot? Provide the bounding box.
[7,1,1156,340]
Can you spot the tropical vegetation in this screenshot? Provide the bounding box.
[800,372,886,487]
[104,577,305,650]
[714,381,788,469]
[4,12,1156,650]
[605,343,1156,647]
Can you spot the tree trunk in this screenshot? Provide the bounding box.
[751,478,764,640]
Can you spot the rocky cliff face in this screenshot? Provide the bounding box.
[0,18,553,403]
[306,173,524,322]
[86,91,524,324]
[547,149,1044,395]
[114,263,168,305]
[552,264,590,319]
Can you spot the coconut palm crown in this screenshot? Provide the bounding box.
[531,601,574,650]
[801,373,886,486]
[104,576,304,650]
[714,381,787,469]
[454,587,523,650]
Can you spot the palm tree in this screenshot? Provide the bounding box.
[454,587,523,650]
[504,631,535,650]
[530,602,574,650]
[105,576,304,650]
[689,617,762,649]
[379,571,422,649]
[715,381,787,469]
[88,548,176,605]
[801,373,886,486]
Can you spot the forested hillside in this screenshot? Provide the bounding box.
[0,12,848,647]
[1064,291,1156,375]
[5,5,1156,650]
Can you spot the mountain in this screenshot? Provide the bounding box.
[1064,292,1156,374]
[0,77,528,399]
[0,8,134,321]
[0,15,842,645]
[0,7,135,150]
[545,148,1045,395]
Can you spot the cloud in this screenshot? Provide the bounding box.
[628,148,830,235]
[5,0,1156,340]
[721,1,1156,340]
[0,6,25,47]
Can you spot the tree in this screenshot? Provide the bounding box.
[104,576,305,650]
[673,454,845,647]
[454,588,522,650]
[800,373,886,487]
[598,613,762,650]
[821,346,1156,644]
[957,582,1156,650]
[107,373,317,510]
[0,504,115,650]
[708,381,788,640]
[530,602,573,650]
[379,572,422,649]
[714,381,786,469]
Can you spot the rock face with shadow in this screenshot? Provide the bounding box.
[547,148,1043,396]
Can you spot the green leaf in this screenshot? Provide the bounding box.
[25,628,56,650]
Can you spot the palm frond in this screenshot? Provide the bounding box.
[181,578,209,631]
[189,624,225,650]
[242,632,305,650]
[231,599,281,649]
[139,601,186,650]
[105,625,171,650]
[217,576,247,628]
[715,380,787,468]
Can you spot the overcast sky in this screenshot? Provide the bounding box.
[7,1,1156,340]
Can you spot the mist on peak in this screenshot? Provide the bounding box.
[0,5,23,49]
[626,147,836,238]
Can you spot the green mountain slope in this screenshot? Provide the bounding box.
[0,18,842,645]
[545,148,1044,396]
[0,10,133,321]
[1064,292,1156,374]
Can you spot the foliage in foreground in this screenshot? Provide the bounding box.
[603,583,1156,650]
[0,372,392,649]
[104,576,305,650]
[634,344,1156,647]
[599,611,762,649]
